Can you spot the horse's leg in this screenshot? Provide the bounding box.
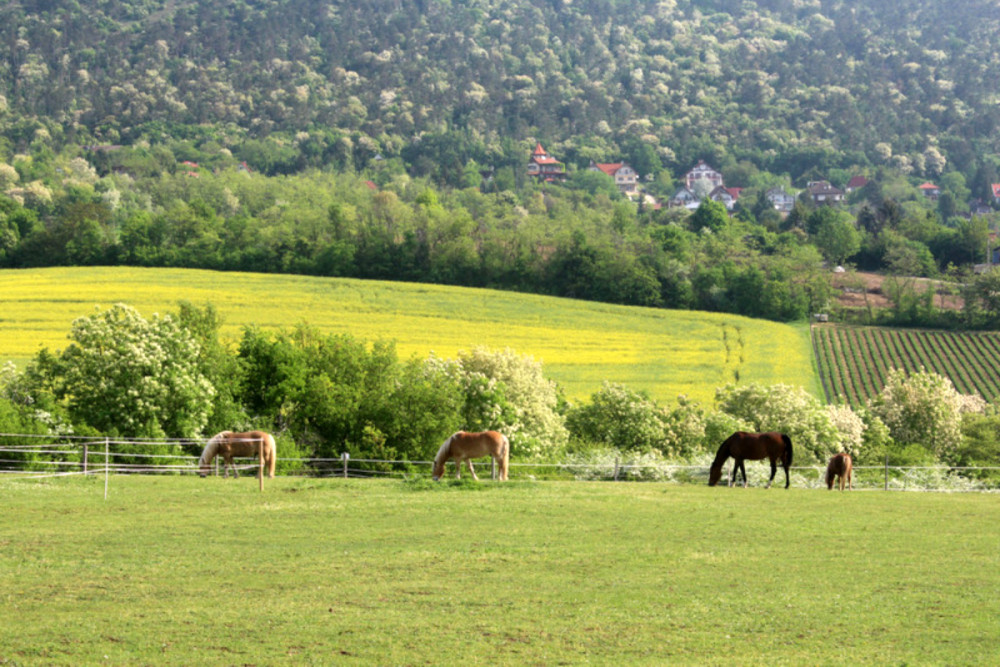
[783,461,790,489]
[766,458,777,489]
[467,458,479,481]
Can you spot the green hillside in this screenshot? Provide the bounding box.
[0,266,818,405]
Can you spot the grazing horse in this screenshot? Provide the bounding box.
[708,431,793,489]
[199,430,277,480]
[432,431,509,481]
[826,452,853,491]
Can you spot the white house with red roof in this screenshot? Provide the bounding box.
[527,142,567,183]
[588,161,638,195]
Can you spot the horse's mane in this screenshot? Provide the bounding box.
[199,431,230,465]
[710,434,733,468]
[433,434,456,465]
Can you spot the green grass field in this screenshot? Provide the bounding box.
[1,476,997,665]
[0,266,819,405]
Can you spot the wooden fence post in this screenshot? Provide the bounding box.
[884,454,889,491]
[613,456,620,481]
[82,443,88,474]
[342,452,349,478]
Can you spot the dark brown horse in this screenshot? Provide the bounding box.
[708,431,793,489]
[826,452,853,491]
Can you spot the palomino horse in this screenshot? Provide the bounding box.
[708,431,793,489]
[199,430,277,480]
[432,431,509,481]
[826,452,853,491]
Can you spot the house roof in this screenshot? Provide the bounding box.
[593,162,624,177]
[532,142,548,156]
[918,182,940,190]
[847,175,868,189]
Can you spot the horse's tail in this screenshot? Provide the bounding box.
[500,434,510,481]
[782,434,793,467]
[266,433,277,478]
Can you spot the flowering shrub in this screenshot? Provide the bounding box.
[868,368,986,461]
[566,382,670,455]
[456,347,567,459]
[58,304,215,438]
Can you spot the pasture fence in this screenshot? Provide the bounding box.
[1,433,998,492]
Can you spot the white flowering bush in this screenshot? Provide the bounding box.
[826,404,865,456]
[59,303,215,438]
[455,347,568,459]
[868,368,986,461]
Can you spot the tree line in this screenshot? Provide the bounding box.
[2,304,998,482]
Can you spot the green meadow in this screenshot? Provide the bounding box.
[0,267,817,405]
[1,475,997,665]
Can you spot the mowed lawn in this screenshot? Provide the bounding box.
[1,476,997,665]
[0,266,818,404]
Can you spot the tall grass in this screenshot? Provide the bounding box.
[0,266,819,404]
[1,476,997,665]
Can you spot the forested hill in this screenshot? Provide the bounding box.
[4,0,1000,185]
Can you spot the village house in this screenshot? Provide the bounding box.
[685,160,724,194]
[845,175,868,193]
[589,161,639,195]
[709,185,742,211]
[527,142,567,183]
[918,182,941,200]
[667,186,701,209]
[766,186,796,213]
[991,184,1000,206]
[806,180,844,205]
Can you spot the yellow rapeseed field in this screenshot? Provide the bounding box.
[0,267,820,405]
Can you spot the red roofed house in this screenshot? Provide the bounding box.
[589,161,638,195]
[918,182,941,200]
[845,175,868,193]
[709,185,742,211]
[527,142,567,183]
[990,184,1000,205]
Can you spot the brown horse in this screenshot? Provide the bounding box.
[199,430,277,480]
[826,452,853,491]
[432,430,509,481]
[708,431,793,489]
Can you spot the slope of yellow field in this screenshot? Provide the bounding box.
[0,267,820,405]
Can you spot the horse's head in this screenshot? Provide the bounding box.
[431,434,454,481]
[707,465,723,486]
[198,434,223,477]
